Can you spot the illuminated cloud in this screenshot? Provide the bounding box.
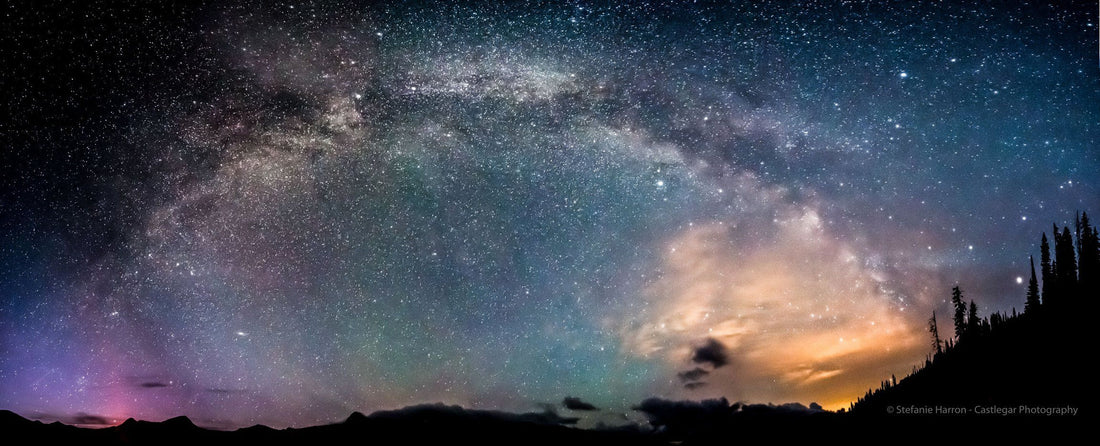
[619,201,925,409]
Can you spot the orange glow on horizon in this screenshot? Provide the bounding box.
[618,209,927,410]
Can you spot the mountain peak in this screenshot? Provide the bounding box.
[344,411,369,424]
[162,416,197,428]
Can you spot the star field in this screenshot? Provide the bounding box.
[2,0,1098,429]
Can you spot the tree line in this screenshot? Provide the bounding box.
[851,211,1099,412]
[932,211,1098,349]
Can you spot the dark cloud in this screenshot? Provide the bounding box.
[521,410,579,426]
[71,413,111,426]
[690,338,729,368]
[561,396,599,411]
[633,398,831,437]
[633,397,734,435]
[125,375,174,389]
[677,367,709,382]
[684,382,707,390]
[366,403,579,426]
[27,412,112,426]
[740,402,826,415]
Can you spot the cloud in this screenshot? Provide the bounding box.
[690,338,729,368]
[616,200,925,409]
[27,412,114,427]
[740,402,826,415]
[677,367,711,388]
[125,376,174,389]
[633,397,831,437]
[633,397,733,435]
[522,410,580,426]
[561,396,599,411]
[677,367,710,382]
[366,403,579,426]
[71,413,112,426]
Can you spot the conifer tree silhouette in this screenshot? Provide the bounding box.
[1040,232,1054,305]
[967,300,980,336]
[1078,212,1099,299]
[854,211,1095,416]
[1026,255,1041,314]
[928,311,943,354]
[1055,226,1078,303]
[951,286,966,340]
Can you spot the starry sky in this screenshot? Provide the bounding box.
[2,0,1098,429]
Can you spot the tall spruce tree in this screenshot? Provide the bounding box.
[951,286,966,340]
[967,301,980,336]
[928,311,943,354]
[1041,232,1054,305]
[1078,212,1098,299]
[1056,226,1078,301]
[1026,255,1041,314]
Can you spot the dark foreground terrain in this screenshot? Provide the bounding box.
[2,402,1088,446]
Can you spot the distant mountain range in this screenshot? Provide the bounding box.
[3,397,1084,445]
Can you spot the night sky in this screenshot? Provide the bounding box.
[2,0,1098,429]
